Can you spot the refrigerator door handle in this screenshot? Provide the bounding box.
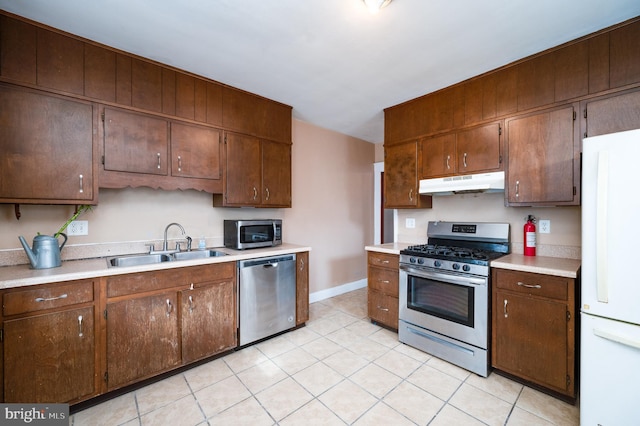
[596,150,609,303]
[593,328,640,350]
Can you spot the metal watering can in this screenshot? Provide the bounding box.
[18,233,67,269]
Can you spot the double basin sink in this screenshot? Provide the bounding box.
[108,249,227,268]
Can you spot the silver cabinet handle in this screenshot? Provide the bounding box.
[515,180,520,199]
[265,187,270,201]
[377,306,389,312]
[409,188,413,202]
[517,281,541,289]
[253,187,257,200]
[299,258,305,271]
[79,174,84,193]
[35,294,68,302]
[379,279,390,284]
[446,155,451,170]
[188,295,194,312]
[378,259,390,264]
[157,152,161,169]
[166,299,172,317]
[503,299,508,318]
[177,155,182,172]
[463,153,468,168]
[78,315,83,337]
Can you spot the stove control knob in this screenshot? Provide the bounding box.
[462,264,471,272]
[434,260,441,268]
[418,258,425,265]
[410,257,416,263]
[452,263,460,270]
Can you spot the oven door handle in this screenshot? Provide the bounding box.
[400,265,487,287]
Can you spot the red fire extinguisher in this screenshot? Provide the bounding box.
[524,215,536,256]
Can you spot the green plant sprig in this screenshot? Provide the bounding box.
[54,205,92,238]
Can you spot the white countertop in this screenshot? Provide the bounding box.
[364,242,412,255]
[0,243,311,290]
[491,253,581,278]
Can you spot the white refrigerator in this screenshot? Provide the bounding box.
[581,129,640,425]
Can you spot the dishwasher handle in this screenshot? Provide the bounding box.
[238,254,295,268]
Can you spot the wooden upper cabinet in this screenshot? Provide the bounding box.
[36,28,84,95]
[221,132,262,205]
[222,87,292,143]
[84,44,116,102]
[495,66,518,117]
[609,19,640,89]
[170,122,221,180]
[0,15,37,84]
[384,141,432,208]
[517,54,555,111]
[588,32,610,94]
[174,74,222,125]
[583,88,640,138]
[0,84,96,203]
[421,122,502,179]
[421,133,456,178]
[456,122,502,174]
[103,107,169,175]
[506,104,579,206]
[131,58,163,113]
[554,41,589,102]
[262,139,292,207]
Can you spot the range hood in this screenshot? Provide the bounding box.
[419,171,505,195]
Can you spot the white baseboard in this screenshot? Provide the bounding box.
[309,279,367,304]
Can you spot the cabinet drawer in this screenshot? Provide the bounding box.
[368,266,399,297]
[368,289,398,329]
[368,252,399,269]
[3,280,94,316]
[494,269,569,301]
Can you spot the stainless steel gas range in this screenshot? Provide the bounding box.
[398,221,510,377]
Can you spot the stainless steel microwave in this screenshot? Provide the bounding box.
[224,219,282,250]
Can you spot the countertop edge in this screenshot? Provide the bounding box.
[491,254,581,278]
[0,243,312,290]
[365,242,412,255]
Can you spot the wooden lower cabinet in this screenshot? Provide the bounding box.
[296,251,310,325]
[105,263,236,391]
[1,279,98,403]
[181,280,236,364]
[492,268,577,399]
[367,252,399,330]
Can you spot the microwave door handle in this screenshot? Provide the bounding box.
[273,222,277,244]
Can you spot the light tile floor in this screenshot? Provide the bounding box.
[71,288,579,425]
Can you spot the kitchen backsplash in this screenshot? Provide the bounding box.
[395,192,581,259]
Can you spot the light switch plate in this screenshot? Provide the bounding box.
[406,218,416,229]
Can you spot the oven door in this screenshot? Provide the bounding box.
[399,264,488,349]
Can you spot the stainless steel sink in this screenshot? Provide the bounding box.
[108,253,172,267]
[172,250,227,261]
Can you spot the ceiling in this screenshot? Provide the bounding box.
[1,1,639,143]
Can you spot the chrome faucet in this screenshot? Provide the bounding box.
[163,222,186,252]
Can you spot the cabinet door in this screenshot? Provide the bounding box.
[584,89,640,138]
[420,133,455,178]
[170,122,221,180]
[506,105,578,205]
[456,122,502,174]
[385,142,431,208]
[609,20,640,89]
[181,280,236,364]
[106,293,180,390]
[0,84,95,203]
[0,15,37,84]
[4,307,95,403]
[368,290,398,329]
[223,132,262,205]
[103,107,169,175]
[262,140,292,207]
[296,252,309,325]
[493,290,569,393]
[36,28,84,95]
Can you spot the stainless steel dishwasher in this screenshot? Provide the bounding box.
[238,254,297,346]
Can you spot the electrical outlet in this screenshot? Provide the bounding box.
[67,220,88,236]
[539,219,550,234]
[406,218,416,229]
